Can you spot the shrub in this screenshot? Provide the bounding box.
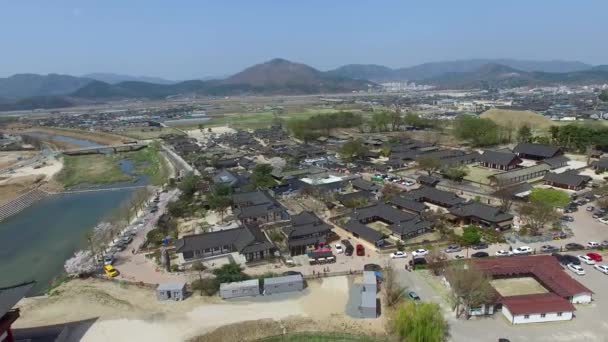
[191,278,220,296]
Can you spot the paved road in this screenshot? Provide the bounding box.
[113,188,189,284]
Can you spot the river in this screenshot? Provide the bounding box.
[0,134,147,294]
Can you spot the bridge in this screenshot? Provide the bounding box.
[62,143,148,155]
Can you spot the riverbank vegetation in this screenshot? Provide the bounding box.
[127,142,169,186]
[56,154,135,188]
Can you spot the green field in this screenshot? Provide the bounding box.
[257,332,386,342]
[56,143,169,187]
[463,165,499,185]
[167,108,368,130]
[125,142,169,185]
[56,154,135,188]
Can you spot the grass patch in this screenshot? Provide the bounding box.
[56,154,135,188]
[119,127,185,140]
[480,108,553,129]
[125,142,169,185]
[463,165,499,185]
[257,332,385,342]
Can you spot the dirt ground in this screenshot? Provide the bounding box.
[15,276,385,342]
[186,126,236,143]
[0,175,45,205]
[490,277,549,297]
[0,151,37,169]
[18,127,126,145]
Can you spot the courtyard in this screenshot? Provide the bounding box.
[463,165,500,185]
[490,277,549,297]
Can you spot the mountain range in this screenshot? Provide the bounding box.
[327,59,593,82]
[1,58,608,111]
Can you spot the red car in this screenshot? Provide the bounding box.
[356,244,365,256]
[587,252,603,262]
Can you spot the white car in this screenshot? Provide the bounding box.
[598,217,608,225]
[578,255,596,265]
[335,244,343,254]
[403,181,415,186]
[391,251,407,259]
[495,250,513,257]
[594,264,608,274]
[412,249,429,257]
[513,246,532,255]
[588,241,600,248]
[567,263,585,275]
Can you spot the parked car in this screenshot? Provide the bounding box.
[587,241,600,248]
[342,240,354,256]
[335,243,343,254]
[104,265,119,277]
[602,240,608,247]
[356,244,365,256]
[599,217,608,225]
[391,251,407,259]
[578,255,596,265]
[587,206,595,212]
[552,253,581,266]
[445,245,462,253]
[103,254,114,265]
[408,291,421,301]
[472,243,488,250]
[121,236,133,245]
[567,263,585,276]
[472,251,489,258]
[403,180,415,186]
[587,252,603,262]
[495,250,513,257]
[409,257,427,266]
[513,246,532,255]
[592,212,603,219]
[565,243,585,251]
[560,215,574,222]
[412,249,429,257]
[541,245,559,253]
[594,264,608,274]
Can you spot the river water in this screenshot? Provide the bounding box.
[0,134,146,294]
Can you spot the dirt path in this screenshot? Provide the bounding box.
[15,276,385,342]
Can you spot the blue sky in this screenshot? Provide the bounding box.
[0,0,606,79]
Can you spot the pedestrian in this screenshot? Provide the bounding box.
[131,249,135,254]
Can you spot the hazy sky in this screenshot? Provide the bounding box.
[1,0,606,80]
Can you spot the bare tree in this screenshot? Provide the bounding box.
[426,248,448,276]
[445,261,496,319]
[494,184,514,212]
[384,261,406,307]
[519,202,560,235]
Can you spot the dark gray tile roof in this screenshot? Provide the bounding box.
[594,158,608,169]
[213,169,238,186]
[351,178,379,192]
[448,202,513,224]
[337,191,375,205]
[417,175,440,186]
[389,196,427,213]
[343,219,385,242]
[542,156,570,169]
[478,150,521,166]
[489,164,551,185]
[290,211,321,226]
[543,171,592,187]
[0,281,35,316]
[283,222,333,240]
[404,187,465,207]
[513,143,562,158]
[350,203,432,237]
[232,191,272,206]
[176,224,275,255]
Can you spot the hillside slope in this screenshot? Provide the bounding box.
[480,108,554,128]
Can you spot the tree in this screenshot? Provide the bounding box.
[417,156,442,176]
[529,188,569,208]
[212,262,249,283]
[599,89,608,102]
[178,174,200,197]
[208,184,233,223]
[64,250,97,277]
[392,301,448,342]
[370,112,391,132]
[191,278,220,296]
[453,115,502,147]
[384,262,406,307]
[339,139,368,162]
[381,183,401,200]
[250,164,276,189]
[494,185,514,212]
[460,225,481,257]
[519,202,560,235]
[517,125,533,143]
[426,248,447,276]
[445,261,496,319]
[442,165,469,182]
